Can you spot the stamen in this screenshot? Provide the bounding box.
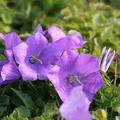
[67,75,82,85]
[29,56,43,64]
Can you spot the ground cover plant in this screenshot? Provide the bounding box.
[0,0,120,120]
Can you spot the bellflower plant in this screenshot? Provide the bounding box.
[13,31,62,81]
[100,47,115,72]
[47,50,104,101]
[59,86,92,120]
[0,50,20,85]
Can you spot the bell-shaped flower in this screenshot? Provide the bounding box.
[59,86,92,120]
[99,47,115,72]
[47,50,104,101]
[0,50,20,85]
[13,32,62,81]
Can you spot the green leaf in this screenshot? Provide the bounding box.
[11,88,34,110]
[13,106,31,118]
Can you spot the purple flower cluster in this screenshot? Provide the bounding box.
[0,24,104,120]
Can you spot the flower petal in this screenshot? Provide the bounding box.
[13,42,28,64]
[2,32,22,49]
[35,24,43,33]
[105,50,115,72]
[39,44,62,65]
[59,86,92,120]
[74,54,100,75]
[19,63,37,81]
[47,65,70,101]
[81,72,104,94]
[45,26,66,42]
[1,63,20,82]
[53,34,86,50]
[26,32,48,57]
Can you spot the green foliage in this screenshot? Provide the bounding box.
[0,0,120,120]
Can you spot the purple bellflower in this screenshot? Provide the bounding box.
[13,31,62,81]
[0,50,20,85]
[0,32,22,85]
[45,26,87,50]
[59,86,92,120]
[100,47,115,72]
[47,50,104,101]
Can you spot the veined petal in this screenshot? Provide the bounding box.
[2,32,22,49]
[13,42,28,64]
[26,32,48,56]
[100,48,111,72]
[81,72,104,94]
[59,86,92,120]
[45,26,66,42]
[105,50,115,72]
[99,47,106,66]
[74,54,100,75]
[53,34,86,50]
[37,64,53,80]
[47,65,70,101]
[39,44,62,65]
[1,63,20,82]
[19,63,37,81]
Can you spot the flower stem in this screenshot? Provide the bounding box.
[114,59,118,87]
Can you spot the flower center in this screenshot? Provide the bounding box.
[29,56,43,64]
[67,74,82,85]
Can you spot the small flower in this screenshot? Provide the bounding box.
[99,47,115,72]
[59,86,92,120]
[0,50,20,85]
[47,50,104,101]
[0,32,21,85]
[45,26,87,50]
[13,32,62,81]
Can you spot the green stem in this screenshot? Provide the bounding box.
[114,59,118,87]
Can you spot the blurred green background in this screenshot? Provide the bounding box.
[0,0,120,120]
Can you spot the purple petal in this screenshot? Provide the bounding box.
[47,65,70,101]
[53,34,86,50]
[0,50,20,84]
[105,50,115,72]
[45,26,66,42]
[13,42,28,64]
[74,54,100,75]
[26,32,48,57]
[57,50,79,67]
[80,72,104,94]
[37,64,53,80]
[39,44,62,65]
[1,63,20,82]
[59,86,92,120]
[19,63,37,81]
[99,47,106,66]
[35,24,43,33]
[2,32,22,50]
